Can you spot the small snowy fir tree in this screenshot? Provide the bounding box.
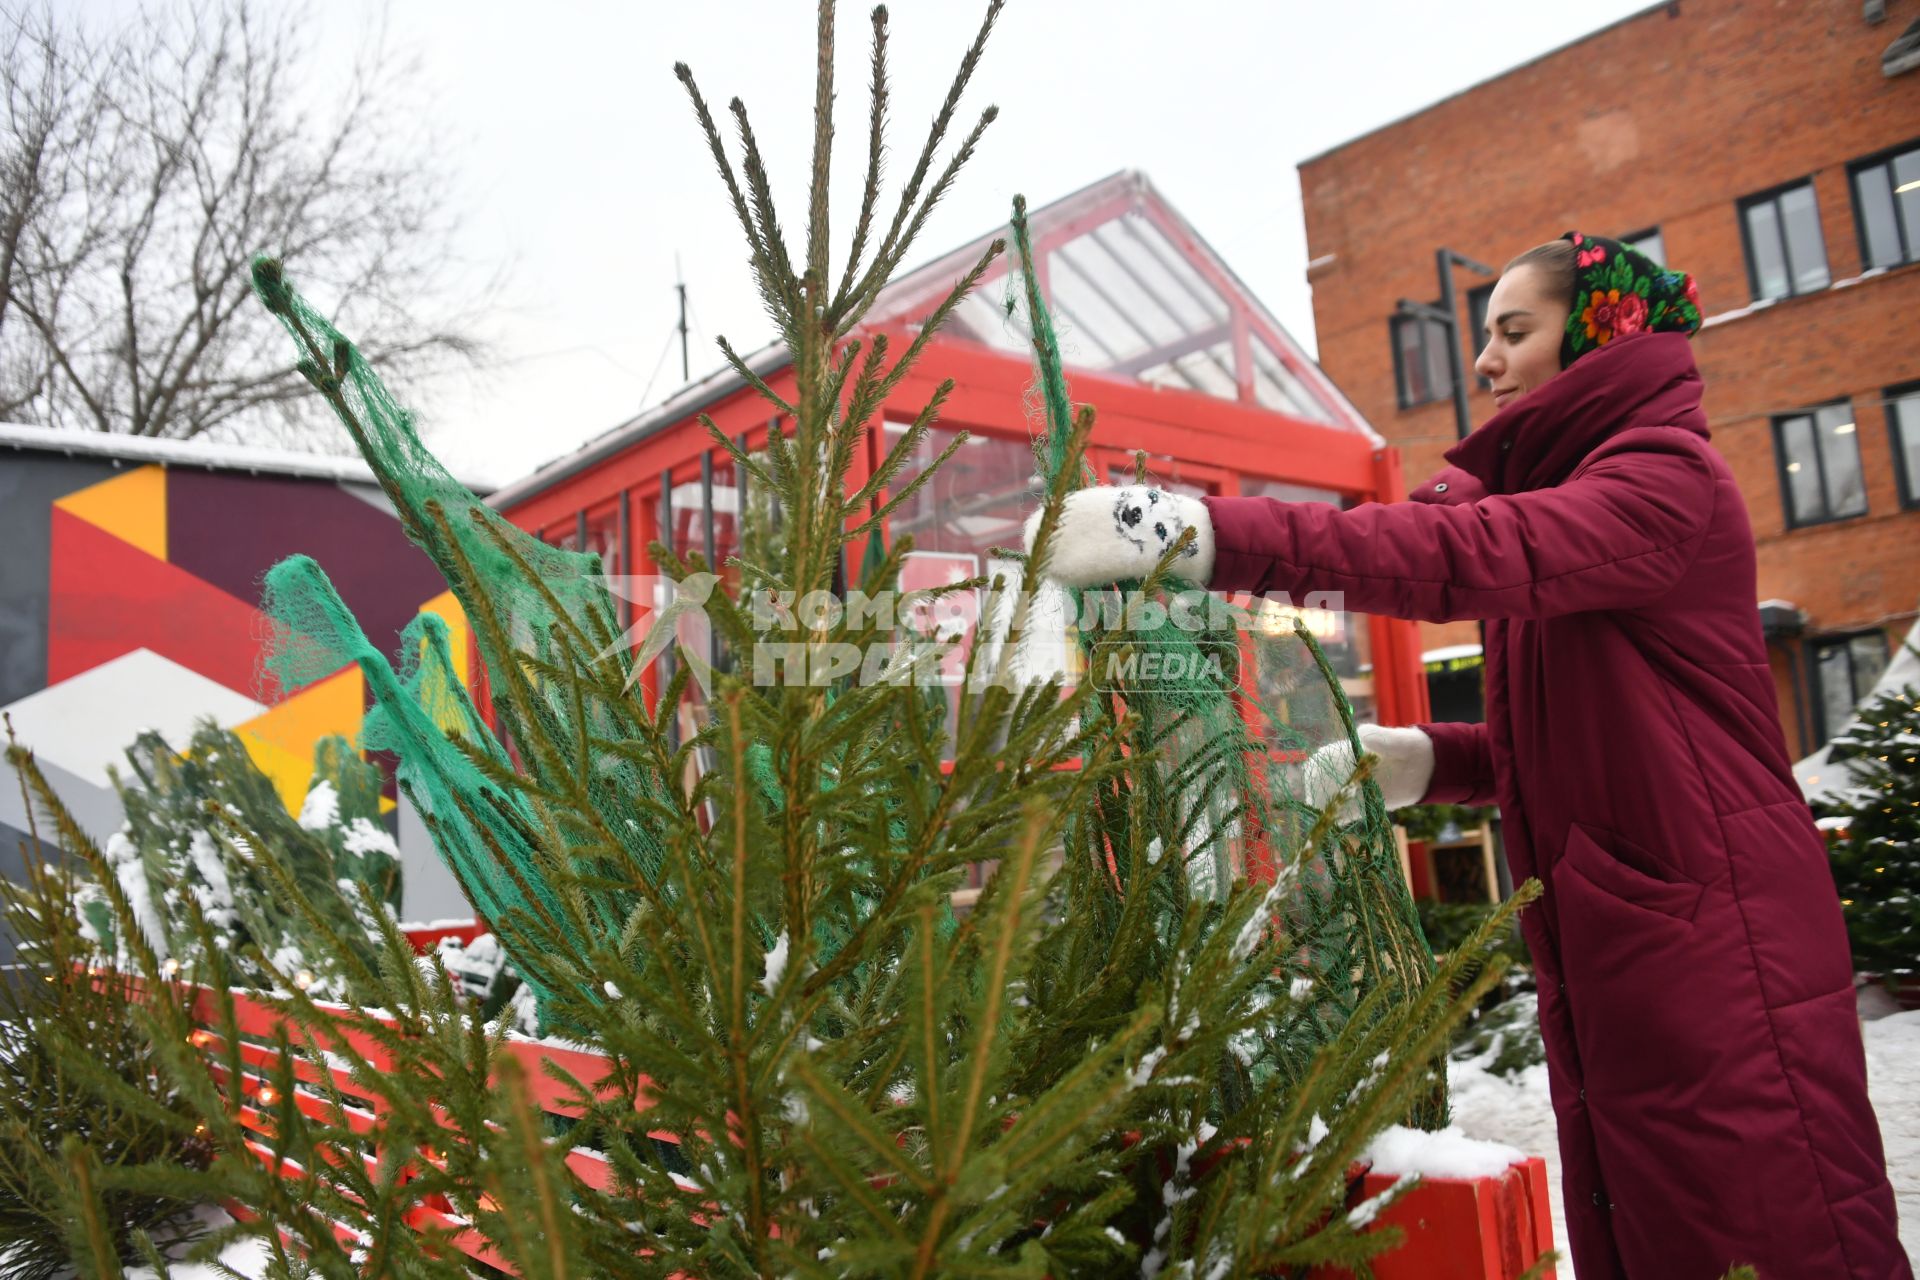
[1819,667,1920,986]
[89,724,402,998]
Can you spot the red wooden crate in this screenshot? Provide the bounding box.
[1314,1156,1557,1280]
[171,966,1557,1277]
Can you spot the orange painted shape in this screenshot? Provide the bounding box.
[232,666,366,811]
[53,463,169,561]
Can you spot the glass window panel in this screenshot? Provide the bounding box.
[1050,252,1148,367]
[1816,642,1856,743]
[1089,222,1215,333]
[1070,235,1189,350]
[1109,458,1212,499]
[946,292,1026,354]
[736,447,788,573]
[1745,200,1790,301]
[1116,213,1229,324]
[1894,390,1920,505]
[1467,284,1493,358]
[1894,149,1920,262]
[1856,164,1904,269]
[1778,185,1830,293]
[1240,478,1341,506]
[1468,284,1494,390]
[1251,336,1330,422]
[1238,479,1371,702]
[1848,633,1889,702]
[1394,316,1428,404]
[885,423,1041,751]
[1424,317,1455,402]
[1172,342,1241,399]
[583,502,621,575]
[1778,415,1823,524]
[1814,402,1866,518]
[1626,229,1666,266]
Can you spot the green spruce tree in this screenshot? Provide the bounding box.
[1818,656,1920,986]
[14,6,1548,1277]
[84,724,402,1001]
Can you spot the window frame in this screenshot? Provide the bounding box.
[1808,629,1892,746]
[1737,178,1830,303]
[1388,308,1453,410]
[1846,136,1920,271]
[1771,399,1868,529]
[1620,225,1666,267]
[1888,380,1920,510]
[1466,282,1494,391]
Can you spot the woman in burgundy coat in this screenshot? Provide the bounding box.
[1026,234,1909,1278]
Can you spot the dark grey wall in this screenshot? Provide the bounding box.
[0,453,116,708]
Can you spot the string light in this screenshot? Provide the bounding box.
[293,970,315,991]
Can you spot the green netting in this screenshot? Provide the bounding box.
[247,211,1437,1117]
[249,260,677,1018]
[1003,199,1440,1118]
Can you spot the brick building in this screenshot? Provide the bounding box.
[1298,0,1920,757]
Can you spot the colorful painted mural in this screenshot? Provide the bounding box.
[0,423,476,942]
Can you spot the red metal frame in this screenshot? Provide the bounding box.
[173,968,1552,1276]
[498,329,1430,728]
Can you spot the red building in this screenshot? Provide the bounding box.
[489,171,1433,751]
[1298,0,1920,755]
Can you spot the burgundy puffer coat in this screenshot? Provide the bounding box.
[1201,332,1909,1279]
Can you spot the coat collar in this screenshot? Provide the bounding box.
[1444,332,1708,495]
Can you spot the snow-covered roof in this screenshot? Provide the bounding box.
[1795,616,1920,803]
[489,170,1379,512]
[0,421,492,493]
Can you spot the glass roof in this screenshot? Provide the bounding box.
[866,171,1375,438]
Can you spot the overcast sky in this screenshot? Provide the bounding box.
[81,0,1662,484]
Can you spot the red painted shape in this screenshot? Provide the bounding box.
[1311,1156,1557,1280]
[402,920,489,953]
[46,507,276,699]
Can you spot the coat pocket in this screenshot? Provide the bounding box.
[1558,822,1703,923]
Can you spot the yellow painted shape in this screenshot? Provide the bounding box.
[413,590,477,734]
[417,590,472,682]
[233,732,317,813]
[53,464,168,560]
[232,667,366,812]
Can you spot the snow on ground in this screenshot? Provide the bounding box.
[125,1204,273,1279]
[1447,1006,1920,1277]
[1448,1055,1570,1268]
[1865,1009,1920,1263]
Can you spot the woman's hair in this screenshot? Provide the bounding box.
[1504,240,1578,309]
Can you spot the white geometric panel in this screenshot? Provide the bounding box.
[0,647,266,788]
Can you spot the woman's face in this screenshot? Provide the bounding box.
[1473,265,1572,411]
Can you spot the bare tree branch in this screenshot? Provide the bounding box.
[0,0,489,449]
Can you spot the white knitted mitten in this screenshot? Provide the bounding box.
[1022,485,1216,589]
[1302,724,1437,820]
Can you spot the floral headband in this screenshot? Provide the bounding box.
[1559,231,1703,367]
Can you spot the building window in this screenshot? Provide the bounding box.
[1621,226,1666,266]
[1849,140,1920,270]
[1390,309,1452,408]
[1890,382,1920,509]
[1466,283,1494,390]
[1773,401,1867,527]
[1811,630,1891,745]
[1739,182,1830,301]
